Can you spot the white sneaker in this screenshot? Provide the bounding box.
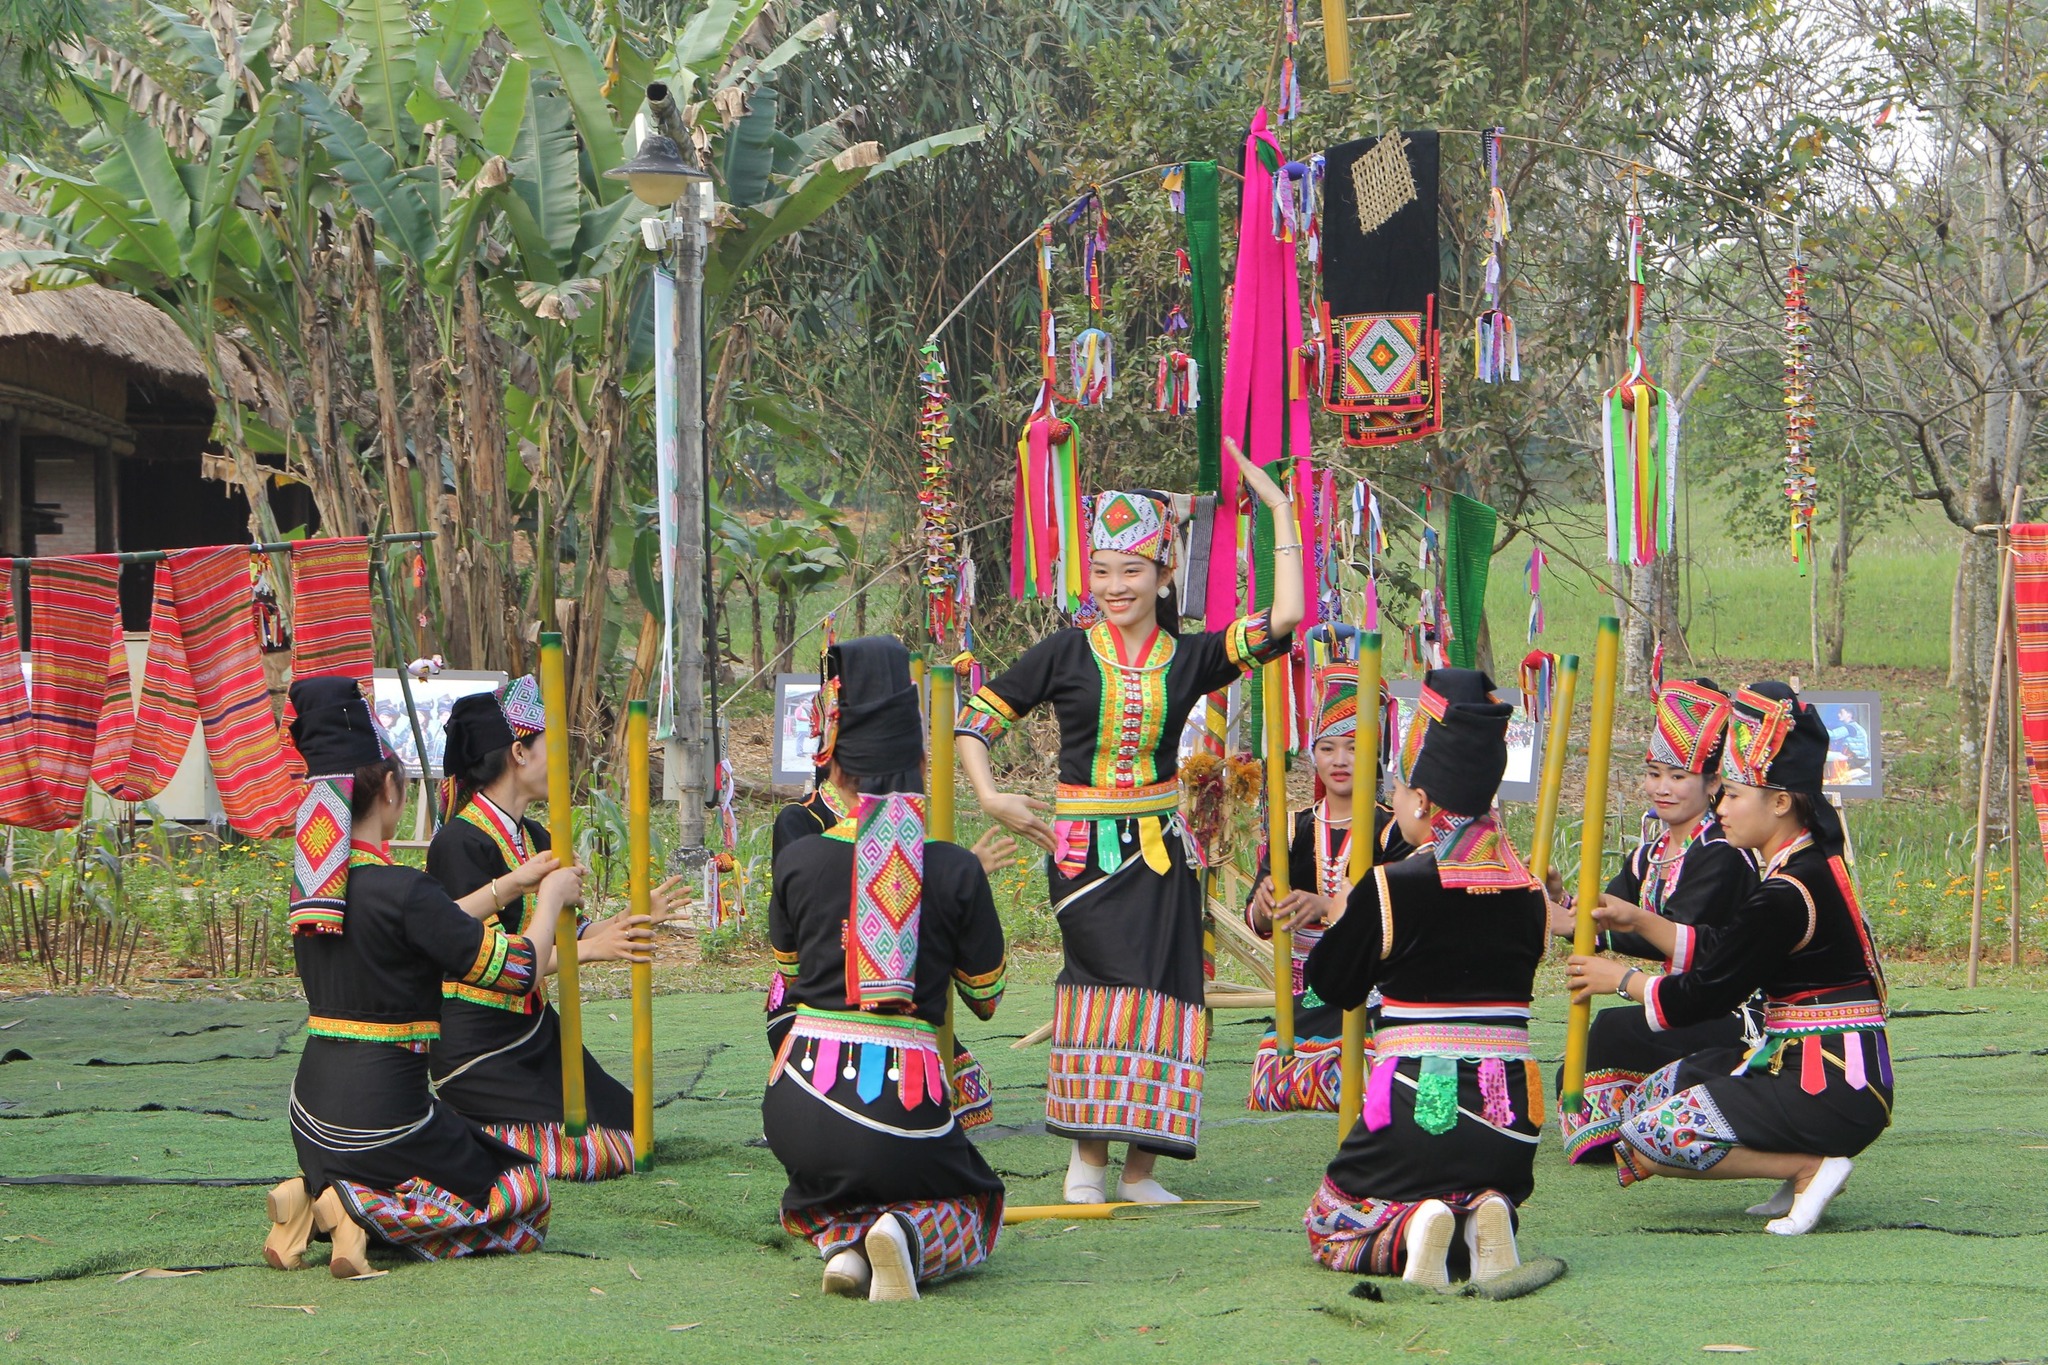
[1746,1177,1798,1218]
[1064,1144,1108,1204]
[864,1213,920,1301]
[1767,1157,1855,1236]
[1462,1195,1520,1282]
[822,1249,870,1297]
[1115,1177,1182,1205]
[1400,1200,1454,1290]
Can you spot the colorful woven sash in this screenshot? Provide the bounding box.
[1365,1019,1532,1136]
[91,563,201,805]
[845,793,925,1009]
[0,557,121,829]
[1747,997,1889,1095]
[771,1005,946,1111]
[2012,524,2048,867]
[163,546,300,833]
[288,537,374,688]
[1053,778,1180,879]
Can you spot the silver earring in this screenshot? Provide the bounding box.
[1157,585,1170,598]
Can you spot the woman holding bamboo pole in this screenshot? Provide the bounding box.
[424,677,685,1180]
[1571,683,1892,1235]
[1547,679,1759,1165]
[263,677,576,1275]
[1243,665,1413,1111]
[957,441,1300,1204]
[1300,668,1545,1290]
[764,637,1009,1301]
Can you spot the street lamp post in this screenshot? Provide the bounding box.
[607,108,716,865]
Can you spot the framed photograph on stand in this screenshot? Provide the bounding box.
[774,674,825,787]
[1803,690,1883,800]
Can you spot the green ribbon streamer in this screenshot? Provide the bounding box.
[1444,493,1498,670]
[1184,160,1223,497]
[1414,1055,1460,1135]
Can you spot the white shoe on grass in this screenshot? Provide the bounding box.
[822,1249,870,1297]
[1400,1200,1455,1291]
[1463,1194,1520,1282]
[1115,1178,1182,1204]
[1767,1157,1854,1236]
[864,1213,920,1301]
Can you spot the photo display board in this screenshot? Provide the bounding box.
[774,674,824,785]
[370,670,508,780]
[1384,680,1542,803]
[1803,690,1883,800]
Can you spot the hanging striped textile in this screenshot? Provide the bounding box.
[2011,524,2048,867]
[162,546,300,835]
[289,538,375,687]
[0,558,121,829]
[92,563,201,805]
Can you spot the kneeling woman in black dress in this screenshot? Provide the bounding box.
[764,637,1010,1302]
[1570,681,1892,1235]
[263,677,583,1276]
[427,677,684,1179]
[1301,669,1546,1290]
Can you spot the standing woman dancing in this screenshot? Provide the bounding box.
[1550,679,1758,1165]
[264,677,581,1275]
[427,677,683,1180]
[1570,682,1892,1235]
[956,440,1301,1204]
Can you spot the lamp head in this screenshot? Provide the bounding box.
[604,133,711,209]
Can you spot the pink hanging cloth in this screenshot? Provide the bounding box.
[1206,108,1317,633]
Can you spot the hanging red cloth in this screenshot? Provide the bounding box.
[92,562,201,805]
[289,538,375,688]
[0,557,122,829]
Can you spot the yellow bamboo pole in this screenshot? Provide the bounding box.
[929,663,958,1089]
[1320,0,1354,91]
[1263,658,1295,1059]
[1336,631,1382,1140]
[1560,618,1620,1114]
[539,632,588,1135]
[626,699,654,1171]
[1526,655,1581,886]
[1002,1200,1260,1224]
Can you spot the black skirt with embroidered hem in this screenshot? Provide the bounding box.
[1326,1053,1543,1208]
[291,1036,535,1212]
[431,998,634,1130]
[1044,837,1209,1160]
[1559,1003,1749,1164]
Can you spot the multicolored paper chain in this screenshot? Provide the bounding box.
[916,343,963,640]
[1784,260,1818,571]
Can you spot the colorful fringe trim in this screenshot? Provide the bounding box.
[483,1121,636,1182]
[1246,1031,1348,1113]
[1046,984,1207,1149]
[782,1193,1002,1285]
[331,1163,549,1260]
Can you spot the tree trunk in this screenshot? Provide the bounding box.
[452,272,517,674]
[749,583,764,674]
[356,224,423,658]
[1622,563,1657,695]
[1826,482,1850,669]
[570,368,628,760]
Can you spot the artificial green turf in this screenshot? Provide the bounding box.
[3,979,2046,1365]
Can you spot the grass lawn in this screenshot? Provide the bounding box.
[3,963,2045,1364]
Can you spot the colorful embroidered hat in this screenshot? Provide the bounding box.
[499,674,546,735]
[1090,490,1175,565]
[1314,664,1359,742]
[285,676,391,936]
[1393,668,1512,817]
[1722,679,1841,850]
[1649,677,1732,775]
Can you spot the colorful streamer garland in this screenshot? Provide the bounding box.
[916,343,963,641]
[1475,127,1520,383]
[1519,649,1557,728]
[1525,544,1547,640]
[1600,213,1679,567]
[1784,259,1818,571]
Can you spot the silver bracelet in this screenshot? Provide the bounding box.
[1274,542,1302,555]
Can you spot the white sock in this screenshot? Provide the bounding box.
[1767,1157,1854,1236]
[1064,1145,1108,1204]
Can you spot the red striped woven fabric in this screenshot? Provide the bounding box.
[0,558,121,829]
[92,563,201,805]
[162,546,299,835]
[2011,524,2048,866]
[289,538,373,687]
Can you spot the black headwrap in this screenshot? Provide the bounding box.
[443,691,517,783]
[827,636,925,788]
[288,675,389,775]
[1397,667,1511,818]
